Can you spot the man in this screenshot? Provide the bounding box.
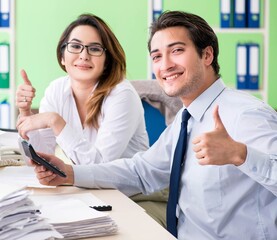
[34,11,277,239]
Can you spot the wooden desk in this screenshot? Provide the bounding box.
[31,186,177,240]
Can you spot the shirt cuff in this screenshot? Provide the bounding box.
[56,124,81,154]
[73,165,96,188]
[238,146,269,177]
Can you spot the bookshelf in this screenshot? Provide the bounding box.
[215,0,269,103]
[147,0,159,79]
[0,0,15,128]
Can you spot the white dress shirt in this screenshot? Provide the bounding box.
[28,76,149,164]
[73,79,277,239]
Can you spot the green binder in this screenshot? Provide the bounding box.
[0,42,10,88]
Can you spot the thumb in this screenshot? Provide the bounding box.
[213,105,226,130]
[20,69,32,86]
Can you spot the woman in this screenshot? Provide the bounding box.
[16,14,149,165]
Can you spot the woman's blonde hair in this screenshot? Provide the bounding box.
[57,14,126,128]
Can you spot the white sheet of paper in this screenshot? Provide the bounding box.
[37,198,107,223]
[0,183,26,199]
[0,130,19,148]
[30,192,106,207]
[0,166,55,188]
[30,193,117,238]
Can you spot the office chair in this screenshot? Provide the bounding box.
[130,80,183,227]
[141,100,166,146]
[131,80,183,146]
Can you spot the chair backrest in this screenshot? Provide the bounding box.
[131,80,183,146]
[142,100,166,146]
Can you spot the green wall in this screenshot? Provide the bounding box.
[16,0,149,108]
[16,0,277,109]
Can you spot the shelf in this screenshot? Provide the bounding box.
[0,88,13,94]
[0,27,12,34]
[213,27,266,34]
[216,0,269,103]
[0,0,16,128]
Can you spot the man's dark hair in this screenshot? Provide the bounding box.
[148,11,220,76]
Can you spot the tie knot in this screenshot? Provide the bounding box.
[182,109,191,123]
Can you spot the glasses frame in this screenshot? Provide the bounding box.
[63,42,106,57]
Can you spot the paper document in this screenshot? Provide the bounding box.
[0,166,55,188]
[0,130,25,166]
[30,192,118,239]
[0,130,19,148]
[0,183,62,240]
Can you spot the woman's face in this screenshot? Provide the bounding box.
[61,25,106,87]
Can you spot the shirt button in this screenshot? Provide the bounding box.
[252,166,257,172]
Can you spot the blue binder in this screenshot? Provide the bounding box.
[234,0,246,28]
[236,43,247,89]
[0,99,10,129]
[247,43,259,89]
[220,0,232,28]
[247,0,260,28]
[152,0,163,22]
[0,0,10,27]
[0,42,10,88]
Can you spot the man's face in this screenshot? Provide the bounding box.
[150,26,207,104]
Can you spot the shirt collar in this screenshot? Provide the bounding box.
[63,75,99,97]
[187,78,226,122]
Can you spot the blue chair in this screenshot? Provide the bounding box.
[131,80,183,146]
[142,100,166,146]
[130,80,183,228]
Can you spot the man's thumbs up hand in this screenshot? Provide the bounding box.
[213,105,226,130]
[192,105,247,166]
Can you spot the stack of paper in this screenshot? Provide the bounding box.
[0,183,62,240]
[0,130,25,167]
[31,194,118,239]
[0,129,19,149]
[0,166,56,188]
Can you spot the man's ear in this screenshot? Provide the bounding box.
[203,46,214,66]
[61,57,65,66]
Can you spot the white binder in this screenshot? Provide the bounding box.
[0,100,10,128]
[236,44,247,89]
[248,44,259,89]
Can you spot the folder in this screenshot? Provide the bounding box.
[152,0,163,22]
[236,43,247,89]
[234,0,246,28]
[0,0,10,27]
[0,42,9,88]
[220,0,232,28]
[247,0,260,28]
[247,43,259,89]
[0,99,10,128]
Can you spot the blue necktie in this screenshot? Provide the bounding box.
[167,109,191,237]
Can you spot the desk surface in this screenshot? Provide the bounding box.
[32,186,176,240]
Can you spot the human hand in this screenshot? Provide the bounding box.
[31,152,74,186]
[16,69,36,116]
[192,105,247,166]
[17,112,66,140]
